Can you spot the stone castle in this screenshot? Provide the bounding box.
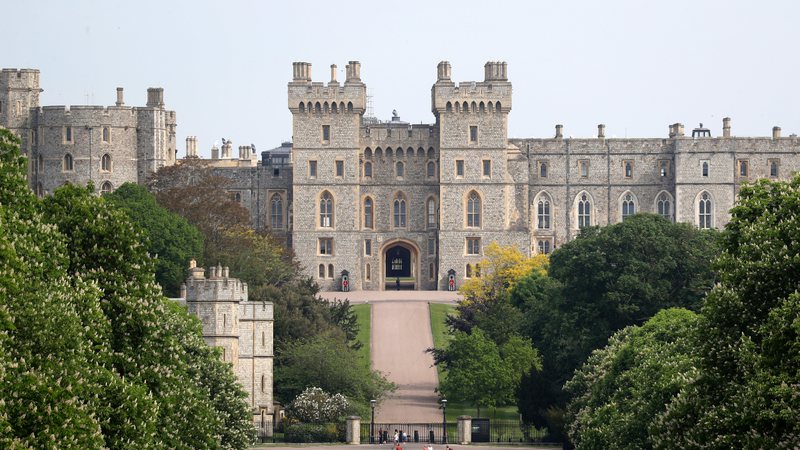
[178,261,274,430]
[3,61,799,291]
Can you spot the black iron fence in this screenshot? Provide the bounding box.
[484,419,548,444]
[361,422,453,445]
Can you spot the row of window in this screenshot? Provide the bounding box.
[444,100,503,114]
[60,126,113,144]
[58,153,114,172]
[309,159,443,180]
[364,147,435,160]
[543,159,782,179]
[319,191,453,230]
[318,262,443,283]
[298,101,354,114]
[35,180,114,197]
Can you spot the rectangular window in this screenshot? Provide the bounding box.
[273,168,280,177]
[579,160,589,178]
[482,159,491,178]
[769,159,780,178]
[466,237,481,255]
[335,160,344,177]
[659,160,670,177]
[65,126,73,143]
[322,125,330,142]
[456,159,464,177]
[309,160,317,178]
[428,238,436,256]
[623,160,634,178]
[318,238,333,256]
[738,160,749,177]
[470,126,478,143]
[364,239,372,256]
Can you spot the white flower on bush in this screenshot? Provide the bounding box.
[287,387,350,423]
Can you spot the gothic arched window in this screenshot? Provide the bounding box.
[427,197,437,228]
[698,192,712,229]
[396,161,404,178]
[657,192,672,221]
[364,161,372,178]
[427,161,436,178]
[537,197,551,229]
[393,194,407,228]
[364,197,374,229]
[578,193,591,229]
[467,191,481,227]
[63,153,74,172]
[621,193,636,221]
[101,153,111,172]
[271,194,283,229]
[100,181,113,195]
[320,191,333,228]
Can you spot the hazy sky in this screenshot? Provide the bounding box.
[4,0,799,157]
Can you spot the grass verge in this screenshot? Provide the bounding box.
[352,303,371,364]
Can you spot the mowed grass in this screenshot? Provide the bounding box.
[428,302,521,421]
[352,303,371,364]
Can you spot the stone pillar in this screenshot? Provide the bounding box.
[723,117,731,137]
[773,126,781,139]
[597,124,606,139]
[555,124,563,139]
[330,64,337,83]
[457,416,472,445]
[345,416,361,444]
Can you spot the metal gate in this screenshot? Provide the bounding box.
[360,422,452,444]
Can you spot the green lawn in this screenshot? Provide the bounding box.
[352,304,371,364]
[428,302,521,421]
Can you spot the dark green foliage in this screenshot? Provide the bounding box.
[105,182,204,296]
[284,423,340,443]
[565,308,699,450]
[654,178,800,448]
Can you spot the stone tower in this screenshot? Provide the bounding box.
[288,61,367,290]
[182,261,274,428]
[0,69,41,168]
[432,61,528,287]
[137,87,177,179]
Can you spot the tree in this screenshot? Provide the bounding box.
[458,242,548,305]
[105,182,204,296]
[286,387,351,423]
[565,308,700,450]
[435,328,540,416]
[513,214,718,426]
[653,177,800,449]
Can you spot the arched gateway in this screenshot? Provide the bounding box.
[381,239,420,290]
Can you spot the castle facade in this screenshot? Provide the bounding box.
[3,62,799,291]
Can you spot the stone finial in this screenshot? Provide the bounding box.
[773,126,781,139]
[723,117,731,137]
[115,87,124,106]
[597,124,606,139]
[437,61,452,81]
[330,64,337,83]
[180,283,187,299]
[189,258,197,269]
[223,266,229,278]
[555,124,563,139]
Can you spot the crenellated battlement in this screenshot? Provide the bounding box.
[184,261,249,303]
[432,61,512,115]
[288,61,366,114]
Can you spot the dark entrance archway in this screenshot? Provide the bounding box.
[381,240,419,290]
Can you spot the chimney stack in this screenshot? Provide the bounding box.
[437,61,452,81]
[345,61,361,83]
[115,87,124,106]
[146,87,164,108]
[722,117,731,137]
[597,124,606,139]
[773,126,781,140]
[330,64,338,84]
[292,62,312,82]
[555,124,563,139]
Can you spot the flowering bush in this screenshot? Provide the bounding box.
[286,386,350,423]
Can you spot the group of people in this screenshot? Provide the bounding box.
[377,428,452,450]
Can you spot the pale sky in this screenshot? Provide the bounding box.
[4,0,799,157]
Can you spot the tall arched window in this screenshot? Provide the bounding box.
[698,192,712,229]
[702,161,709,177]
[100,181,113,195]
[466,264,473,278]
[427,197,437,228]
[621,193,636,221]
[427,161,436,178]
[319,264,325,278]
[102,127,110,143]
[365,264,371,281]
[578,193,591,229]
[101,153,111,172]
[396,161,404,178]
[364,161,372,178]
[328,264,334,278]
[37,154,43,173]
[271,194,283,229]
[393,194,407,228]
[467,191,481,227]
[320,191,333,227]
[299,102,305,113]
[537,196,551,229]
[63,153,74,171]
[657,192,672,221]
[446,102,452,113]
[364,197,374,229]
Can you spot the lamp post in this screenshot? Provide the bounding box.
[441,398,448,444]
[370,399,376,444]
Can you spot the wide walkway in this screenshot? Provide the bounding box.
[319,290,460,422]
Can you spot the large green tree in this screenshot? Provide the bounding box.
[565,308,699,450]
[512,214,717,429]
[654,178,800,448]
[105,182,204,296]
